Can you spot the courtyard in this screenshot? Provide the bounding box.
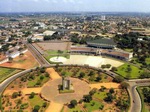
[64,55,124,68]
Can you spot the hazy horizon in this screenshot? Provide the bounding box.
[0,0,150,13]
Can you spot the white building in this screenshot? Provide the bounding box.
[101,15,106,21]
[43,30,56,36]
[32,34,44,41]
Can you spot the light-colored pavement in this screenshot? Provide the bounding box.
[64,55,124,68]
[41,78,90,104]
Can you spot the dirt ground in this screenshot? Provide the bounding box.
[22,88,42,94]
[46,68,61,79]
[45,101,63,112]
[89,82,120,89]
[0,51,39,69]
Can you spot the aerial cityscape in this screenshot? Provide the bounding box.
[0,0,150,112]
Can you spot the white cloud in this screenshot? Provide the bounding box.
[52,0,58,3]
[33,0,39,2]
[63,0,75,3]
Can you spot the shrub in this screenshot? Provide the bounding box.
[33,105,40,112]
[120,82,129,89]
[70,100,77,108]
[12,92,18,99]
[113,76,124,83]
[109,88,115,94]
[42,102,47,108]
[29,92,35,99]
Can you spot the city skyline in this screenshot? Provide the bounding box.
[0,0,150,13]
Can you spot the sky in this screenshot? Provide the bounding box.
[0,0,150,13]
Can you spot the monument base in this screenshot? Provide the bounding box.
[59,89,75,94]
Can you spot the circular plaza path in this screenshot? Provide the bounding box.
[41,78,90,104]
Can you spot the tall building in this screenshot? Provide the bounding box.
[101,15,106,21]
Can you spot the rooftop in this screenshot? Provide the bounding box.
[87,38,116,46]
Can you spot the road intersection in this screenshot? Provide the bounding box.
[0,43,150,112]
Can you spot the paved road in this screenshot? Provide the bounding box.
[128,79,150,112]
[0,69,33,94]
[26,43,50,67]
[0,47,149,112]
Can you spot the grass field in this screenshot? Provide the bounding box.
[0,67,22,83]
[27,75,49,87]
[68,105,81,112]
[84,100,103,112]
[93,91,107,100]
[29,95,48,111]
[116,63,143,79]
[137,87,150,112]
[44,50,70,64]
[146,58,150,65]
[56,66,112,83]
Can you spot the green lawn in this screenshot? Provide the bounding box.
[29,95,48,111]
[93,91,107,100]
[44,50,70,64]
[68,105,82,112]
[137,87,150,112]
[115,63,143,79]
[29,95,45,107]
[146,58,150,65]
[27,75,49,87]
[123,48,133,52]
[84,100,103,112]
[0,67,22,83]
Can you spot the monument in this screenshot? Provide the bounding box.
[62,77,71,90]
[59,77,74,93]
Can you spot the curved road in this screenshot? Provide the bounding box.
[0,69,33,94]
[128,79,150,112]
[0,44,149,112]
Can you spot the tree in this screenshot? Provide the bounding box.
[141,87,150,103]
[96,75,102,82]
[101,65,106,69]
[99,104,104,110]
[12,92,18,98]
[104,93,113,102]
[109,88,114,94]
[89,88,97,96]
[70,100,77,108]
[106,64,111,68]
[33,105,40,112]
[139,72,150,79]
[113,76,124,83]
[40,67,45,73]
[27,38,32,43]
[83,95,92,102]
[88,71,94,76]
[99,86,106,92]
[42,102,47,108]
[116,98,130,110]
[29,92,35,99]
[17,109,23,112]
[111,67,117,72]
[120,82,129,89]
[40,76,44,80]
[79,72,85,78]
